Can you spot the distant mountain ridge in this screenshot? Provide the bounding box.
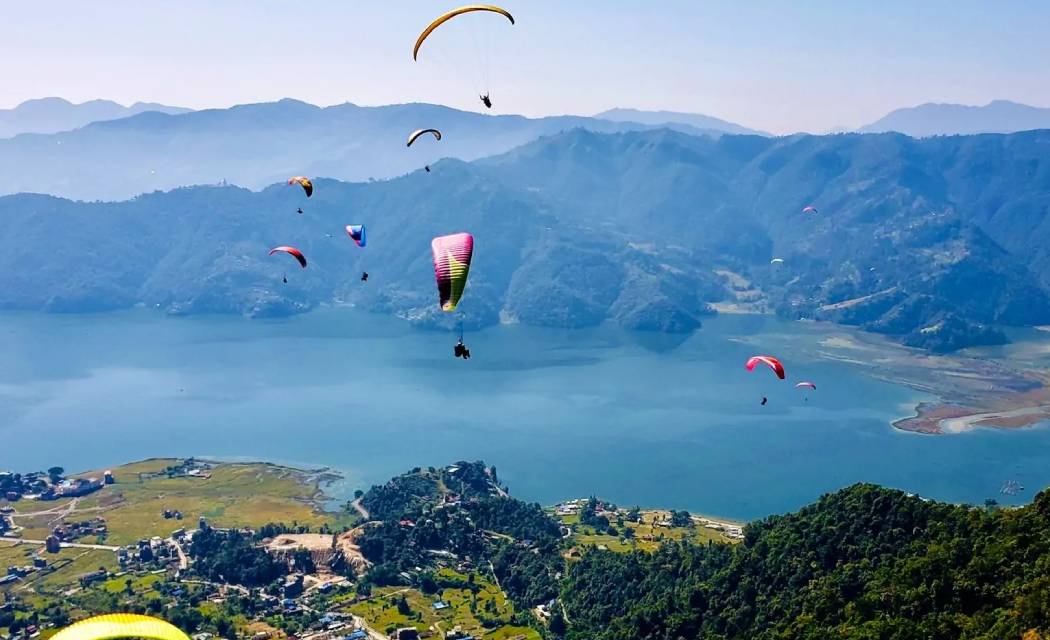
[1,127,1049,351]
[858,100,1050,136]
[0,99,735,201]
[594,107,767,136]
[0,97,190,138]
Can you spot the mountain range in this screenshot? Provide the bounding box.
[858,100,1050,137]
[3,96,1050,202]
[594,107,768,136]
[0,97,190,138]
[0,100,747,202]
[1,126,1049,351]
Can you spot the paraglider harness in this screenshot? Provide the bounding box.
[480,93,492,109]
[454,323,471,359]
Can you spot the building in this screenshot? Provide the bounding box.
[282,574,304,599]
[78,568,108,587]
[45,535,61,554]
[394,630,419,640]
[432,601,449,611]
[48,477,103,500]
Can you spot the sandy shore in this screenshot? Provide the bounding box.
[893,385,1050,434]
[741,321,1050,436]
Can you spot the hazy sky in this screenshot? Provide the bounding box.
[2,0,1048,133]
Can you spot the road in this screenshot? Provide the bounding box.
[349,614,387,640]
[1,536,119,551]
[488,560,504,594]
[350,498,370,520]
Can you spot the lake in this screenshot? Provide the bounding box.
[2,308,1049,521]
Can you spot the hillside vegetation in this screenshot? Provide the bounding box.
[2,128,1050,349]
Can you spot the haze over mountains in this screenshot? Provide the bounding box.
[2,126,1049,351]
[0,97,189,138]
[594,108,768,136]
[0,100,751,201]
[857,100,1050,137]
[5,95,1050,202]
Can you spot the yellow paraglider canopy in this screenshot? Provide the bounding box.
[413,5,515,61]
[52,614,190,640]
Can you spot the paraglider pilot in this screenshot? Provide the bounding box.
[480,93,492,109]
[361,272,369,282]
[454,338,471,360]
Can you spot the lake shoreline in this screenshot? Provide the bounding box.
[892,383,1050,435]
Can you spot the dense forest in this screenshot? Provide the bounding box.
[353,463,1050,640]
[189,525,285,588]
[360,461,501,521]
[561,485,1050,640]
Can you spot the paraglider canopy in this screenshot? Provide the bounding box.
[269,246,307,268]
[407,128,442,147]
[52,614,190,640]
[795,381,817,390]
[746,355,785,379]
[288,176,313,198]
[802,205,818,214]
[770,258,785,264]
[346,225,367,247]
[413,5,515,60]
[432,232,474,312]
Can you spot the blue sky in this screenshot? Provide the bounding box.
[2,0,1047,133]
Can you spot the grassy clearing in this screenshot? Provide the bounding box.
[5,460,352,547]
[101,572,161,595]
[0,539,37,567]
[563,509,734,553]
[346,570,539,640]
[89,463,339,545]
[29,548,118,592]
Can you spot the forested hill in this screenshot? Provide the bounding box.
[561,485,1050,640]
[2,127,1050,349]
[356,462,1050,640]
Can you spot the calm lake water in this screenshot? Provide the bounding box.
[2,308,1050,521]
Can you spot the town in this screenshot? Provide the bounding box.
[1,459,740,640]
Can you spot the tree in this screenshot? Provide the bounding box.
[354,489,364,499]
[670,510,692,528]
[47,467,65,484]
[549,609,567,636]
[395,595,411,616]
[419,573,438,595]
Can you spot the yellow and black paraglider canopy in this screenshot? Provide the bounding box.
[413,5,515,61]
